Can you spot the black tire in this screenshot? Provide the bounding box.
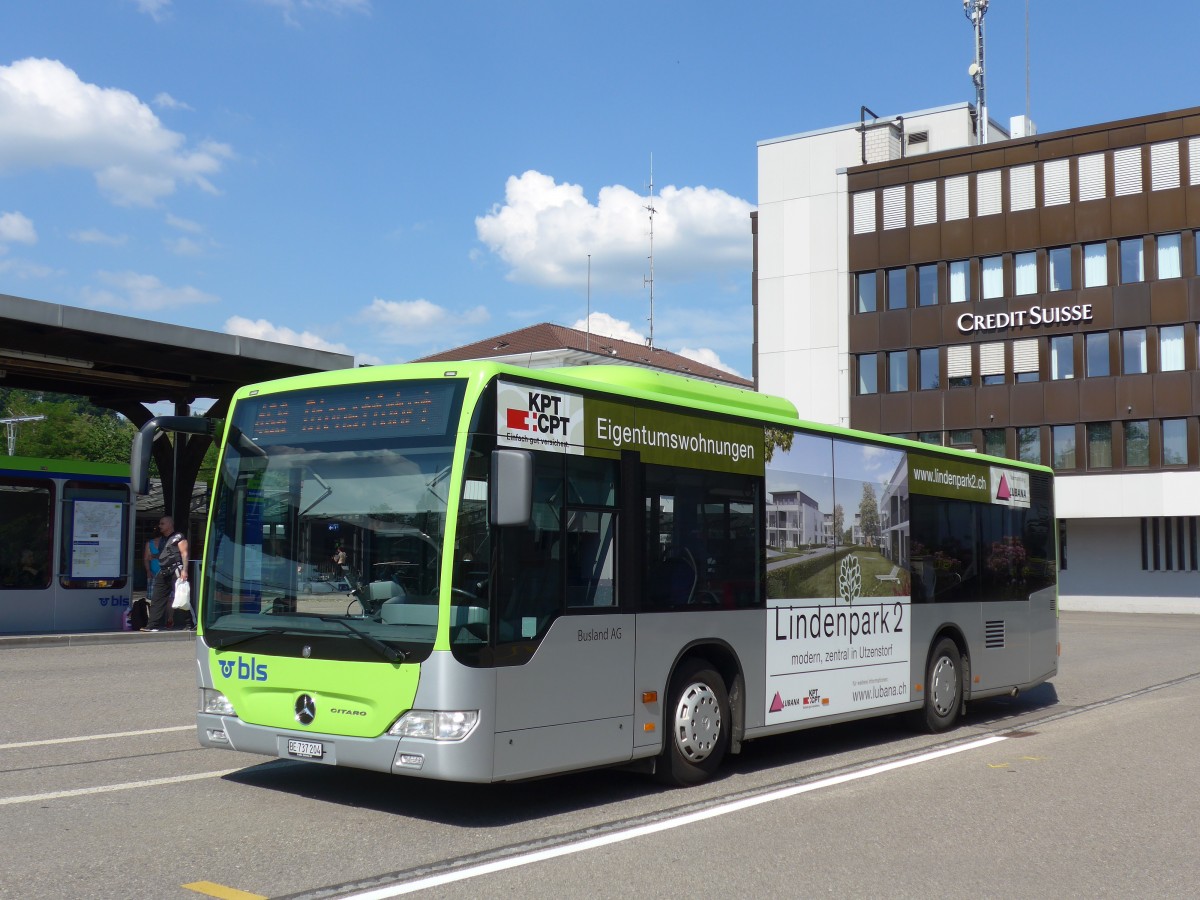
[917,637,963,733]
[655,659,730,786]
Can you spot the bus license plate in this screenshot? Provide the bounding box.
[287,739,324,759]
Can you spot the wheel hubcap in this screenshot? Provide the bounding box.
[930,655,958,717]
[674,682,721,762]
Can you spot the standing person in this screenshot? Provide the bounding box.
[143,530,161,591]
[332,543,347,580]
[145,516,188,632]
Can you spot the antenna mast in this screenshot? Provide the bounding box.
[964,0,990,144]
[643,155,656,348]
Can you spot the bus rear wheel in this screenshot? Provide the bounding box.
[917,637,963,733]
[655,659,730,786]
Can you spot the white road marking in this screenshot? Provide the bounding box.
[0,768,245,806]
[344,735,1009,899]
[0,725,193,751]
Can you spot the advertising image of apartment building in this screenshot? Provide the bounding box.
[755,102,1200,611]
[766,489,823,549]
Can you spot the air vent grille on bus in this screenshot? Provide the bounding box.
[985,620,1006,649]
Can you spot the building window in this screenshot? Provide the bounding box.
[947,345,972,388]
[857,354,878,395]
[1050,335,1074,380]
[1163,419,1188,466]
[1052,425,1077,470]
[918,348,939,390]
[887,268,906,309]
[887,351,908,392]
[1086,423,1112,469]
[1083,242,1108,287]
[1014,251,1037,295]
[979,342,1004,386]
[917,265,938,306]
[1013,338,1039,383]
[1157,233,1182,279]
[1017,427,1041,464]
[918,432,942,445]
[1048,247,1072,291]
[1085,332,1110,377]
[1122,329,1147,375]
[981,256,1004,299]
[856,272,877,313]
[949,430,973,447]
[1161,325,1185,371]
[949,260,969,302]
[1125,420,1150,467]
[1195,230,1200,276]
[1119,238,1144,284]
[983,428,1006,458]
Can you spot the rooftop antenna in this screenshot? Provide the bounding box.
[964,0,990,144]
[643,154,656,348]
[586,253,591,353]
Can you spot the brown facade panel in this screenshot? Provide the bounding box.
[1079,377,1117,421]
[1071,131,1109,155]
[849,394,881,434]
[876,309,911,351]
[878,393,912,434]
[908,223,941,264]
[1189,277,1200,320]
[1147,188,1186,233]
[942,388,976,429]
[1110,193,1149,238]
[1186,185,1200,223]
[941,218,973,260]
[1044,380,1081,423]
[1009,383,1045,425]
[848,232,879,272]
[973,214,1006,255]
[1116,376,1155,419]
[910,306,943,346]
[976,385,1010,424]
[910,390,944,432]
[907,160,941,182]
[1079,286,1114,329]
[877,228,911,269]
[1111,124,1148,149]
[939,155,972,177]
[1150,279,1188,323]
[1038,137,1074,161]
[1074,199,1112,243]
[1006,208,1040,250]
[1145,118,1184,142]
[846,172,879,193]
[1039,204,1075,246]
[1153,372,1194,416]
[1112,282,1151,328]
[1003,143,1038,166]
[848,311,881,352]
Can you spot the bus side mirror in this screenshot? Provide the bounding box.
[130,416,218,495]
[490,449,532,527]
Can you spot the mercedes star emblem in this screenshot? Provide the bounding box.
[295,694,317,725]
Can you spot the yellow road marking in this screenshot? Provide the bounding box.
[986,763,1009,768]
[183,881,267,900]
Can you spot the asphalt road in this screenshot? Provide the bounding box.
[1,611,1198,899]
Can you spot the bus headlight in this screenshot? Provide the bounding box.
[387,710,479,741]
[202,689,238,717]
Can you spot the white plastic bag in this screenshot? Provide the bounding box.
[172,579,192,611]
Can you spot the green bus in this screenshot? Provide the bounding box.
[132,362,1057,784]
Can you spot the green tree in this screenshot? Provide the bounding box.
[832,503,844,544]
[858,482,881,547]
[2,389,136,463]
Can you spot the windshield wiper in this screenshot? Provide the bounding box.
[210,627,287,652]
[320,616,406,663]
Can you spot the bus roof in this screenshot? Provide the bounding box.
[0,456,130,481]
[228,360,1053,476]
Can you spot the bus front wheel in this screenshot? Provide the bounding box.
[918,637,963,733]
[655,659,730,786]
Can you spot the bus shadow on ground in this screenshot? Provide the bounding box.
[221,681,1061,827]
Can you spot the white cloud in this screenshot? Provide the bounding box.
[70,228,129,246]
[570,312,646,345]
[476,170,753,290]
[153,92,192,111]
[0,211,36,244]
[0,258,55,279]
[132,0,172,20]
[0,58,232,207]
[225,316,353,355]
[254,0,372,27]
[164,236,204,256]
[81,270,220,311]
[357,297,490,347]
[165,213,204,233]
[570,311,740,376]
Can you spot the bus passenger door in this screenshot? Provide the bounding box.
[491,464,633,780]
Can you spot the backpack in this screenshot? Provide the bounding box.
[130,597,150,631]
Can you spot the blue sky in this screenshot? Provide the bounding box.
[0,1,1193,380]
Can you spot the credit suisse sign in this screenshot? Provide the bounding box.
[956,302,1093,335]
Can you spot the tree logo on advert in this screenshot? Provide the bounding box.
[496,381,584,454]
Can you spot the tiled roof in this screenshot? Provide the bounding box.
[412,323,751,387]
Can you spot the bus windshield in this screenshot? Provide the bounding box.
[202,379,465,662]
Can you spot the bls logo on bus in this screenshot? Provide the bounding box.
[218,656,269,682]
[99,595,130,607]
[506,391,572,436]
